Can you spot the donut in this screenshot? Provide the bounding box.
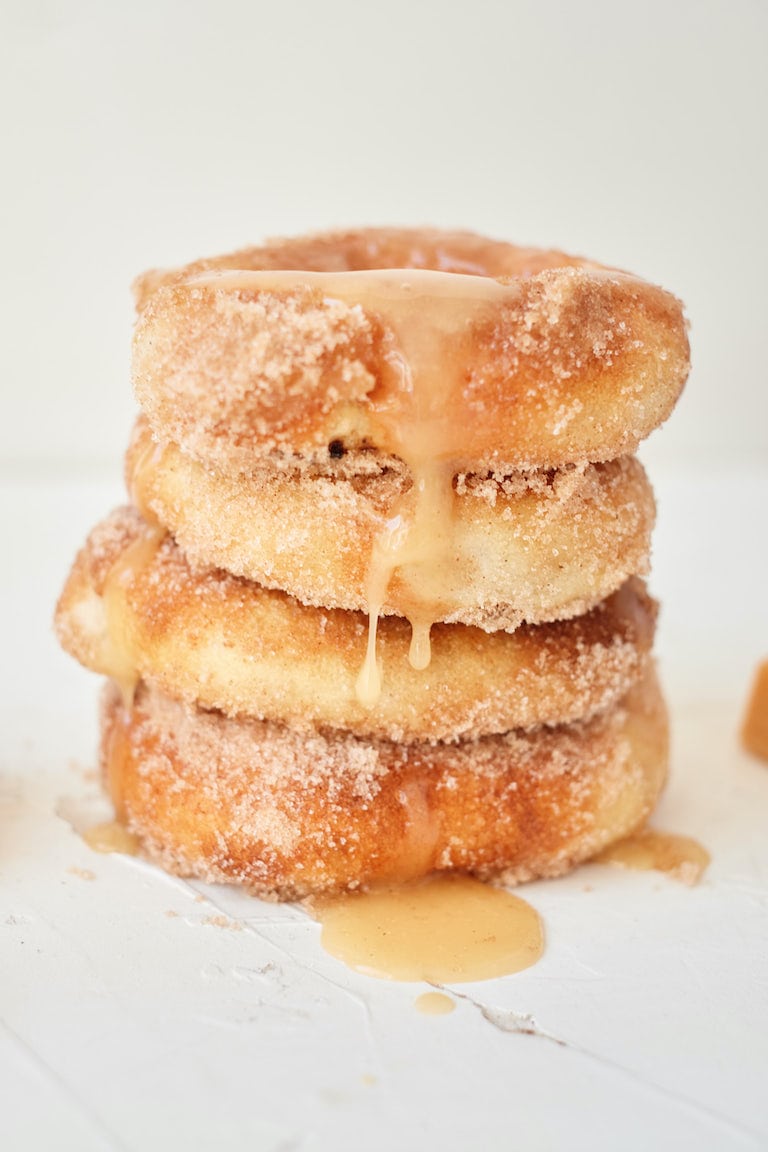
[126,418,655,631]
[132,228,689,475]
[100,668,668,900]
[55,506,657,742]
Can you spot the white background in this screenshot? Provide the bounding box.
[2,0,767,472]
[3,4,768,1150]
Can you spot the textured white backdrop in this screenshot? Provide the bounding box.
[2,0,767,470]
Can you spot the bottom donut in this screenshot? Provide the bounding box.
[100,669,668,900]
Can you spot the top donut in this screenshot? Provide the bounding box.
[132,227,689,475]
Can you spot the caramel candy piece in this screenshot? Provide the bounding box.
[741,660,768,762]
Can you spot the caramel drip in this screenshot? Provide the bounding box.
[188,270,517,704]
[100,527,165,705]
[311,874,544,983]
[83,820,139,856]
[354,460,456,704]
[380,777,440,885]
[596,829,710,886]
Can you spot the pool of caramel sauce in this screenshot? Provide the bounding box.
[310,873,544,984]
[82,820,139,856]
[595,829,710,886]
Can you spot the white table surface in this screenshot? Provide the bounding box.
[2,461,767,1152]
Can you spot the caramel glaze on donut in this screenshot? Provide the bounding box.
[125,417,655,632]
[132,228,689,476]
[133,227,594,309]
[56,506,657,742]
[100,669,668,900]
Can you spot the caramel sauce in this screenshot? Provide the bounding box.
[311,874,544,983]
[83,820,139,856]
[741,659,768,762]
[380,777,440,885]
[189,269,518,704]
[100,527,164,705]
[415,991,456,1015]
[595,830,710,886]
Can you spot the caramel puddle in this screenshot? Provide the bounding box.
[595,829,710,886]
[415,991,456,1015]
[83,820,139,856]
[310,874,544,983]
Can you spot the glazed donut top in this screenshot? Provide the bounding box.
[133,227,689,476]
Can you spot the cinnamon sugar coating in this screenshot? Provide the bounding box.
[100,670,668,900]
[133,227,594,309]
[126,418,655,629]
[132,228,689,474]
[56,507,657,742]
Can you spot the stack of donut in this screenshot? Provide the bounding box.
[55,228,689,900]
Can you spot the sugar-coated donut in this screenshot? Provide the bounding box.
[100,669,668,900]
[56,506,657,741]
[132,228,689,475]
[126,418,655,631]
[53,224,687,908]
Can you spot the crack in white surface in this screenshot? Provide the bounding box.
[1,1017,131,1152]
[450,988,764,1146]
[477,1004,567,1043]
[443,988,565,1046]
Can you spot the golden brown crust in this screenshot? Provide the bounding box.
[56,507,657,741]
[125,419,656,629]
[100,669,668,900]
[132,228,689,473]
